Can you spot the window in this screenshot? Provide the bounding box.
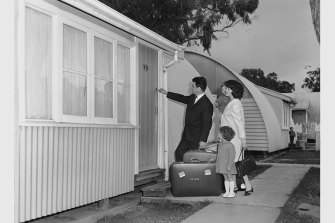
[94,36,114,119]
[25,7,52,119]
[282,102,290,129]
[117,44,131,123]
[23,4,135,125]
[62,24,88,117]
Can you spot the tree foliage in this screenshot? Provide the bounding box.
[309,0,320,43]
[301,67,320,92]
[240,68,295,93]
[98,0,259,53]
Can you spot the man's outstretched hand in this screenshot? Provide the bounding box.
[157,88,167,94]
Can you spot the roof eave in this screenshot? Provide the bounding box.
[58,0,185,53]
[256,85,296,104]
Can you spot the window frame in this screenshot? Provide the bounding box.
[21,0,137,126]
[115,42,133,124]
[58,18,91,124]
[19,2,59,123]
[282,101,291,129]
[92,32,117,125]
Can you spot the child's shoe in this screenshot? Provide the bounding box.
[227,191,236,198]
[222,192,229,198]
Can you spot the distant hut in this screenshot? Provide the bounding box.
[185,51,296,153]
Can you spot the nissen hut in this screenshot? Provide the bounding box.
[185,52,296,154]
[6,0,217,222]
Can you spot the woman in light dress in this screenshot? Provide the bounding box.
[220,80,253,196]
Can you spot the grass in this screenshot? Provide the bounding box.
[96,200,211,223]
[275,167,320,223]
[260,149,320,165]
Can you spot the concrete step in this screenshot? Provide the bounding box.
[141,181,171,197]
[134,168,165,187]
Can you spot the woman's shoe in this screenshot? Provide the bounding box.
[244,188,254,196]
[234,187,238,193]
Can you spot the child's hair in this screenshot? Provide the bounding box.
[219,126,235,141]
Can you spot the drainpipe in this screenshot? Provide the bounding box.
[163,51,179,72]
[162,50,179,180]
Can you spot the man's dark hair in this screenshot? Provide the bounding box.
[223,80,244,99]
[192,77,207,92]
[219,126,235,142]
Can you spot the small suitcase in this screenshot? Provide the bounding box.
[183,149,217,162]
[202,141,219,152]
[170,161,222,197]
[183,141,218,162]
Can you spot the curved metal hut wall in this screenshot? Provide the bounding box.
[185,51,286,152]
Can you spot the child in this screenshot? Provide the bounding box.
[289,127,296,146]
[216,126,237,198]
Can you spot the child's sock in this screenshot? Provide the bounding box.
[227,181,236,198]
[223,181,229,197]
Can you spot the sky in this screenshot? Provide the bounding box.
[188,0,320,92]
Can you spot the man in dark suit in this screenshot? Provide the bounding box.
[158,77,214,161]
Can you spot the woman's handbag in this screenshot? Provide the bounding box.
[235,147,257,177]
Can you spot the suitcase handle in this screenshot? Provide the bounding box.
[190,158,216,163]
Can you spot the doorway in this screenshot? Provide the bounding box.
[138,43,158,171]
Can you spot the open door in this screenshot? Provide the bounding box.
[138,43,158,171]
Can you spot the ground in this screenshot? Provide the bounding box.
[96,165,271,223]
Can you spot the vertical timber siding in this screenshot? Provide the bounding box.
[242,98,269,151]
[17,126,135,222]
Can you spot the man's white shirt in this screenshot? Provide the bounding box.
[194,93,205,104]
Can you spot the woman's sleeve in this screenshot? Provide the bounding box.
[231,101,246,138]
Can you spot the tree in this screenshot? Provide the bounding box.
[240,68,295,93]
[309,0,320,43]
[98,0,259,53]
[301,67,320,92]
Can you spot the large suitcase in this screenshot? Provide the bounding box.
[170,161,222,197]
[183,149,217,162]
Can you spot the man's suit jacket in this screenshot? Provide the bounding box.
[167,92,213,143]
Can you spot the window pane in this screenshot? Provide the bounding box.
[63,24,87,73]
[25,7,52,119]
[95,37,113,79]
[95,79,113,118]
[63,71,87,116]
[117,44,130,84]
[117,84,130,123]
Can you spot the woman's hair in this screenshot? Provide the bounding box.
[223,80,244,99]
[219,126,235,142]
